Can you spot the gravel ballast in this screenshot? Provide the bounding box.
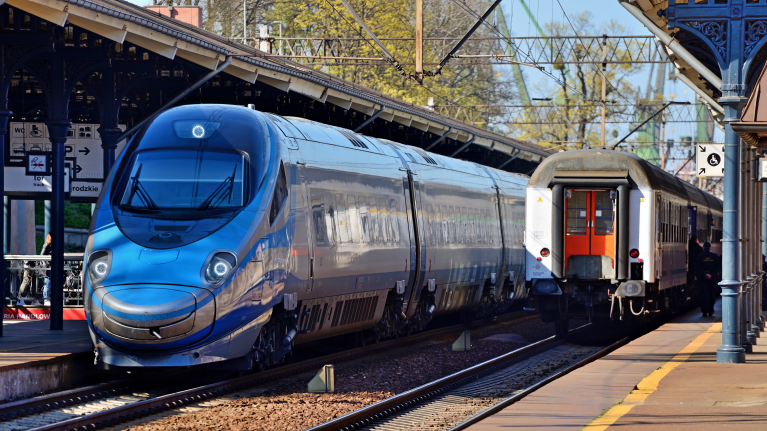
[113,315,559,431]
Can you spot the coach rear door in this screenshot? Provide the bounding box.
[564,190,616,278]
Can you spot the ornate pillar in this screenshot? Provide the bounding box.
[718,97,747,363]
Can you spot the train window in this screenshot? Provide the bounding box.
[335,193,350,243]
[462,207,468,243]
[310,192,328,246]
[593,191,614,235]
[390,199,400,243]
[326,192,338,245]
[566,192,588,235]
[442,205,449,243]
[370,196,380,243]
[269,164,288,226]
[347,195,359,243]
[359,196,370,243]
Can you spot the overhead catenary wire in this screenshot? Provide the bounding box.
[445,0,600,103]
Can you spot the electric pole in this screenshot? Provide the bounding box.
[415,0,423,84]
[600,34,607,148]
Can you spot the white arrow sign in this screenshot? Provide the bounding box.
[696,144,724,178]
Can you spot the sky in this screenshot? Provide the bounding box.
[122,0,723,153]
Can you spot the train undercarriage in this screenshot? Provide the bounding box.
[535,279,701,336]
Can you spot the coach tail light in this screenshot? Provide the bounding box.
[88,250,112,284]
[203,252,237,284]
[629,249,640,259]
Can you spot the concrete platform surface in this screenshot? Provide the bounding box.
[468,300,767,430]
[0,320,93,401]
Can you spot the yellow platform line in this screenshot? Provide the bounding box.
[583,322,721,431]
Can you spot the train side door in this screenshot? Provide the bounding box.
[655,193,663,279]
[301,170,315,292]
[291,158,314,293]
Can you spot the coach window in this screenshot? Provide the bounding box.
[566,191,588,235]
[593,191,614,235]
[269,165,288,226]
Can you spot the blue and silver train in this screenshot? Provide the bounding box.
[84,104,529,370]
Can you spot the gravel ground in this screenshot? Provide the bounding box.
[112,315,562,431]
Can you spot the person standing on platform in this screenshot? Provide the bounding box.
[40,233,52,306]
[695,241,721,317]
[688,236,703,296]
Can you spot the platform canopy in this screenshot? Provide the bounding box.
[0,0,552,166]
[733,59,767,146]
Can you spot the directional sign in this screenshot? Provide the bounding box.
[696,144,724,177]
[8,122,126,180]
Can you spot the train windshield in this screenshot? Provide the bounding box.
[119,149,246,210]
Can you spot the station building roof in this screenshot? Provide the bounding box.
[2,0,553,162]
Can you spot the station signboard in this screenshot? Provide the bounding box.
[696,144,725,178]
[6,122,127,201]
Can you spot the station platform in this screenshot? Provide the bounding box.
[468,301,767,430]
[0,320,93,402]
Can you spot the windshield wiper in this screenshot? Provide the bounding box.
[126,164,159,210]
[198,164,237,211]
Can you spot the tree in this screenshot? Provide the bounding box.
[511,12,644,150]
[261,0,518,109]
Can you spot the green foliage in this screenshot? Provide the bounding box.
[512,13,644,150]
[34,201,92,230]
[261,0,516,109]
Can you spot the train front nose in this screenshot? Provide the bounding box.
[92,286,215,350]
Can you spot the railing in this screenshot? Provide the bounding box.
[3,254,85,306]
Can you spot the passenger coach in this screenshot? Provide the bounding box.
[525,150,722,333]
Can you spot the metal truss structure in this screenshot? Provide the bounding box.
[432,103,711,125]
[257,35,670,66]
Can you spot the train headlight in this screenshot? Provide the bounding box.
[204,252,236,284]
[540,248,550,257]
[88,250,111,285]
[629,249,640,259]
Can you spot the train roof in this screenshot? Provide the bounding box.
[528,150,721,210]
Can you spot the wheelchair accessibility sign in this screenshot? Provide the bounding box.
[696,144,724,177]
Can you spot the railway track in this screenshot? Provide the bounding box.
[0,310,533,431]
[306,323,627,431]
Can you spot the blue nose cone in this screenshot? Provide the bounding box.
[103,288,195,327]
[95,285,215,350]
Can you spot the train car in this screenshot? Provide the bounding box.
[525,150,722,334]
[84,104,529,370]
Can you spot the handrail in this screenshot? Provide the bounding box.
[4,254,84,261]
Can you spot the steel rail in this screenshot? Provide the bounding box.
[305,322,594,431]
[18,311,533,431]
[450,336,628,430]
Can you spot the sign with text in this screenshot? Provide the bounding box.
[9,122,127,180]
[4,164,71,197]
[696,144,724,177]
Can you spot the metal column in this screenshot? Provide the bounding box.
[717,97,746,363]
[98,66,120,180]
[45,53,71,330]
[0,109,11,336]
[751,150,761,338]
[741,142,754,351]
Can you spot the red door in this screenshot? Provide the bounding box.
[564,190,615,268]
